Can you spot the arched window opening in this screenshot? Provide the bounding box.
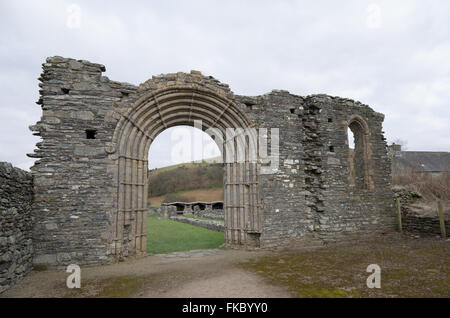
[348,127,356,184]
[347,118,369,189]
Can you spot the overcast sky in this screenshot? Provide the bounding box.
[1,0,449,170]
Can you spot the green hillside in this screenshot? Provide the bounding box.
[148,158,223,204]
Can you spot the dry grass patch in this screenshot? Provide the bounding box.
[148,187,223,206]
[63,275,153,298]
[241,234,450,298]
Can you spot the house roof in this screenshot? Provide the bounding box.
[392,151,450,172]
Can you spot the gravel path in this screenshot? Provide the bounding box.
[1,249,291,298]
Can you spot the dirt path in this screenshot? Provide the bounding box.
[1,249,291,298]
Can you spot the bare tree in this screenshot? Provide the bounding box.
[393,138,408,151]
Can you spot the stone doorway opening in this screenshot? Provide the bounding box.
[110,86,261,259]
[146,125,225,254]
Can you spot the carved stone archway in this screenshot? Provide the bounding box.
[110,85,261,257]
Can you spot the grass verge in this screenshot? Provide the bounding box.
[64,275,153,298]
[241,234,450,298]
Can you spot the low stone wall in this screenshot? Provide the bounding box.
[161,201,224,220]
[196,208,224,220]
[393,187,448,237]
[403,214,449,237]
[393,187,422,206]
[0,162,33,294]
[170,216,224,232]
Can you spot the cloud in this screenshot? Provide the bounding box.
[0,0,449,170]
[148,126,221,169]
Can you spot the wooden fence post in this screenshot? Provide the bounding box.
[396,198,402,233]
[437,201,446,238]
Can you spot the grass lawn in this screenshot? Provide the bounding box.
[146,213,224,254]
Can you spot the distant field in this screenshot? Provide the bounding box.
[150,156,221,174]
[146,213,224,254]
[148,187,223,206]
[150,161,200,174]
[148,161,222,196]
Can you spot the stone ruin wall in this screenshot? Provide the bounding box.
[239,92,395,246]
[196,204,224,220]
[402,214,449,237]
[27,56,395,267]
[394,189,449,237]
[158,202,225,232]
[29,57,136,266]
[160,201,224,220]
[0,163,33,293]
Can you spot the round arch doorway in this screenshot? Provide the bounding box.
[146,125,224,254]
[110,85,262,258]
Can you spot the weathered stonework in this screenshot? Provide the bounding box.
[402,214,449,237]
[28,56,395,267]
[160,201,224,220]
[237,92,394,246]
[0,163,33,293]
[393,188,449,237]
